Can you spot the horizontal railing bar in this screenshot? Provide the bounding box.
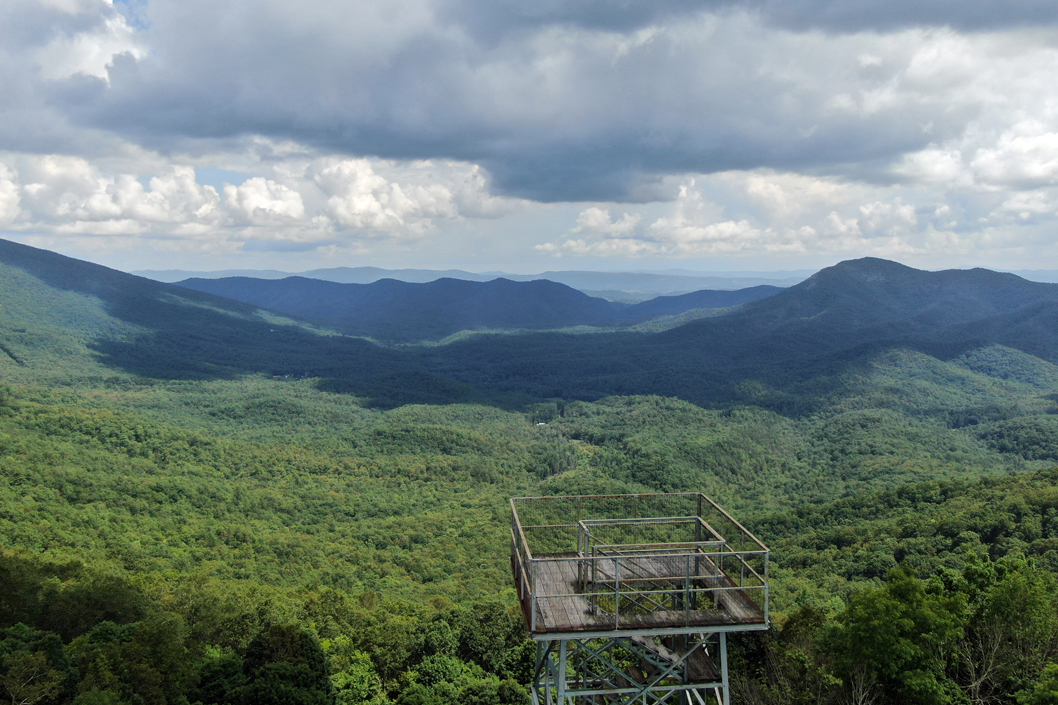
[512,493,701,501]
[696,516,728,543]
[593,541,726,551]
[580,516,700,525]
[537,584,766,600]
[583,576,764,588]
[522,523,581,530]
[528,550,768,563]
[562,683,725,697]
[732,554,767,584]
[698,494,770,551]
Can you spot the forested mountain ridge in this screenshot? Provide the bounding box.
[630,256,1058,366]
[174,276,622,342]
[173,275,782,342]
[6,238,1058,703]
[421,258,1058,406]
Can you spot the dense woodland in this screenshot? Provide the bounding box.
[3,239,1058,703]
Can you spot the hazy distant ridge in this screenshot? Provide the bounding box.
[138,265,809,297]
[174,276,783,341]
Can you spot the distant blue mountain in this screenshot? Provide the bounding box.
[617,285,785,320]
[136,265,808,298]
[174,276,781,341]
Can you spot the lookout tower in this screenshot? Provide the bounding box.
[510,493,769,705]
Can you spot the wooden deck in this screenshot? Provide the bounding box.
[528,553,765,634]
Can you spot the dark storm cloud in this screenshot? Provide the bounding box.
[11,0,1057,202]
[439,0,1058,40]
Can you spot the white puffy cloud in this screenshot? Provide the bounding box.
[0,150,526,260]
[570,207,641,238]
[312,158,456,236]
[971,122,1058,188]
[34,7,145,82]
[7,1,1058,270]
[13,156,222,230]
[538,172,977,262]
[223,177,305,223]
[0,165,21,223]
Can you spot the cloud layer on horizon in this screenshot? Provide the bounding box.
[3,0,1058,270]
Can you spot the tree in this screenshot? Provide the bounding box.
[229,624,335,705]
[2,651,62,705]
[827,567,965,705]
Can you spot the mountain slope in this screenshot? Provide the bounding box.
[0,238,420,395]
[136,265,808,294]
[419,258,1058,405]
[617,285,783,320]
[174,276,625,341]
[174,275,785,341]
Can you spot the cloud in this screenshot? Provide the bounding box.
[0,164,21,224]
[537,171,999,262]
[5,0,1058,269]
[971,122,1058,188]
[223,177,305,223]
[571,207,641,238]
[14,2,1048,203]
[0,151,524,255]
[312,158,456,236]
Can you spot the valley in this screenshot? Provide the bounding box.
[1,238,1058,704]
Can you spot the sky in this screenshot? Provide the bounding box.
[3,0,1058,274]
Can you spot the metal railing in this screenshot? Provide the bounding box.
[511,493,770,635]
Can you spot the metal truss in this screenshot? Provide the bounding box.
[532,632,730,705]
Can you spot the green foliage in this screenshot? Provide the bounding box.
[828,567,966,704]
[1020,664,1058,705]
[11,242,1058,702]
[980,415,1058,460]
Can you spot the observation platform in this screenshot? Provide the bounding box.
[510,493,769,638]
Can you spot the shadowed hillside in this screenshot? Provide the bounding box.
[420,258,1058,406]
[616,284,784,319]
[174,276,624,341]
[0,238,451,406]
[174,275,783,341]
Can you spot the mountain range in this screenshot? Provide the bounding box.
[5,237,1058,409]
[173,275,784,342]
[135,265,810,301]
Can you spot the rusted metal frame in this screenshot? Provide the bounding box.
[763,552,770,625]
[608,582,673,615]
[511,530,533,610]
[568,638,622,693]
[562,682,723,702]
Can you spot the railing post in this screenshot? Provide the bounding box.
[720,633,730,705]
[530,559,537,632]
[557,640,567,705]
[684,554,691,626]
[614,557,620,630]
[764,552,770,626]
